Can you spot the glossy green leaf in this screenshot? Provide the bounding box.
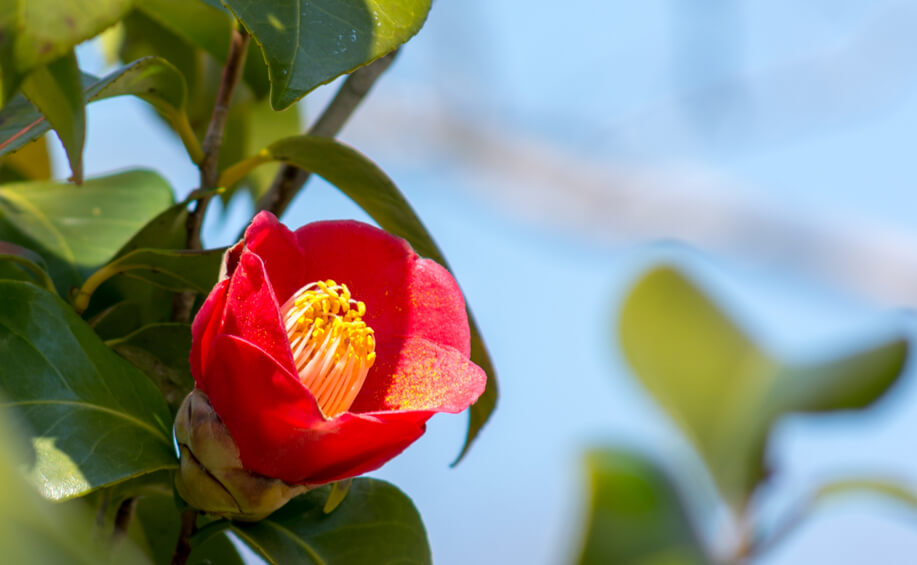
[21,51,85,182]
[0,0,132,102]
[108,323,194,414]
[576,449,709,565]
[229,478,430,565]
[0,170,174,293]
[221,0,431,110]
[137,0,270,99]
[0,57,202,163]
[0,281,177,500]
[619,266,909,506]
[222,135,498,463]
[0,403,151,564]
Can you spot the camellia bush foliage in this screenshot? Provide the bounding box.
[0,1,499,563]
[574,266,912,565]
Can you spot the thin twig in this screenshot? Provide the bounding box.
[173,26,250,323]
[188,26,251,250]
[255,50,400,219]
[170,509,198,565]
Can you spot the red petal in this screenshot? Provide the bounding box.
[190,279,229,386]
[221,251,297,375]
[351,336,486,413]
[293,221,472,392]
[204,335,432,484]
[242,211,308,303]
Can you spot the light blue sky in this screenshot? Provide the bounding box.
[60,1,917,563]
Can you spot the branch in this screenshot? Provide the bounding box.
[188,25,251,251]
[255,50,399,218]
[173,26,249,323]
[170,509,198,565]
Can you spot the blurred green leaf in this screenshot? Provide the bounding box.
[619,266,909,507]
[576,448,709,565]
[108,323,194,414]
[0,0,132,103]
[0,281,177,501]
[0,57,202,163]
[221,0,431,110]
[0,170,174,294]
[229,478,430,565]
[0,133,50,182]
[74,247,225,313]
[814,478,917,508]
[222,135,498,463]
[0,403,151,564]
[20,51,85,182]
[137,0,270,99]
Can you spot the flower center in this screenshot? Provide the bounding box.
[279,280,376,418]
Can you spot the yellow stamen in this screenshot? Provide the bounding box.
[279,280,376,417]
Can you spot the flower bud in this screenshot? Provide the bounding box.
[173,389,308,521]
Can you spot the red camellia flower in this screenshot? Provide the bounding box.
[187,211,486,488]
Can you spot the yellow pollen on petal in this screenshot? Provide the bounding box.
[279,280,376,418]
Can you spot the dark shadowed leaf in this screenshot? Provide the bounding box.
[221,135,498,463]
[74,247,225,313]
[221,0,432,109]
[0,240,55,292]
[20,51,85,182]
[0,57,201,163]
[230,478,430,565]
[618,265,908,507]
[0,0,132,103]
[0,281,177,500]
[108,323,194,414]
[0,170,174,294]
[576,449,709,565]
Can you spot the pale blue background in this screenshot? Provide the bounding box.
[65,1,917,563]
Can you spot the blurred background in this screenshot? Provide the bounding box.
[67,0,917,563]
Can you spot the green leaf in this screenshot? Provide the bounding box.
[576,448,709,565]
[0,240,55,292]
[618,266,909,507]
[136,0,270,99]
[20,51,85,182]
[230,478,431,565]
[0,57,202,163]
[221,98,301,206]
[0,170,174,294]
[108,323,194,414]
[74,247,225,313]
[0,0,133,101]
[190,531,246,565]
[221,0,432,110]
[0,281,177,500]
[0,403,151,564]
[221,135,498,462]
[0,132,50,182]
